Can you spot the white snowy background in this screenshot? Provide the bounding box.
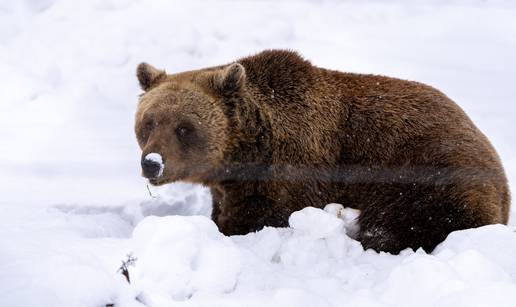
[1,0,516,306]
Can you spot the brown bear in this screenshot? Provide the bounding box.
[134,49,510,254]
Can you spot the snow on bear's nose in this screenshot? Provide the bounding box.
[142,152,164,179]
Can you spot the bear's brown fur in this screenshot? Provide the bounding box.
[135,50,510,253]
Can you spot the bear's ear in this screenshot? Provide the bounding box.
[213,63,246,95]
[137,62,166,91]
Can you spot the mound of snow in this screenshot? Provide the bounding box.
[1,203,516,307]
[132,215,242,302]
[434,225,516,279]
[116,207,516,307]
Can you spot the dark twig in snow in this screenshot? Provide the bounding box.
[146,183,157,199]
[118,253,137,283]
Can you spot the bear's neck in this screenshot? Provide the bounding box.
[214,90,273,184]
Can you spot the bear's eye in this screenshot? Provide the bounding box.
[144,120,155,131]
[175,122,199,148]
[175,126,189,138]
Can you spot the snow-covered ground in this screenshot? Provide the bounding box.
[1,0,516,306]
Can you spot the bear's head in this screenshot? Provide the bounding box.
[134,62,246,185]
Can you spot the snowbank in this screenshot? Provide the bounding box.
[2,202,516,307]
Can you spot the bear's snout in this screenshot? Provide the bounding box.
[141,153,164,180]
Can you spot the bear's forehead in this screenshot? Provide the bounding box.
[137,87,213,121]
[140,81,209,104]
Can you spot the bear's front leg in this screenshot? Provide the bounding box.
[210,186,290,236]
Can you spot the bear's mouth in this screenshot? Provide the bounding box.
[146,169,193,186]
[148,174,183,186]
[148,177,168,186]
